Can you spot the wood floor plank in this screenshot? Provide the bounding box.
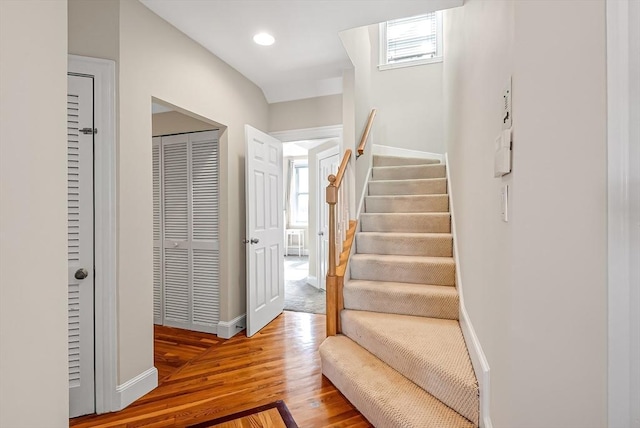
[70,311,371,428]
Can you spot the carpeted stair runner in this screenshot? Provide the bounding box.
[320,154,479,427]
[360,212,451,233]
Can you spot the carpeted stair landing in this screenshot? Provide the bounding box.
[320,154,479,428]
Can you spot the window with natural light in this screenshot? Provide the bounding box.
[291,162,308,225]
[379,12,443,70]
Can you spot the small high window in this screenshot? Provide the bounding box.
[379,12,443,70]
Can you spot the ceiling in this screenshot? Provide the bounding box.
[140,0,462,104]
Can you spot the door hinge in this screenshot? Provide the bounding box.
[80,127,98,135]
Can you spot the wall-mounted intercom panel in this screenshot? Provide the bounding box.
[495,76,513,177]
[503,77,512,129]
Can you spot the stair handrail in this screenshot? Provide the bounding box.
[356,108,377,158]
[326,149,356,336]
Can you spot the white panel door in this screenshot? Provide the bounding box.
[67,74,95,417]
[317,148,340,291]
[245,125,284,337]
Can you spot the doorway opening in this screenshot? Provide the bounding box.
[151,99,228,380]
[282,138,338,315]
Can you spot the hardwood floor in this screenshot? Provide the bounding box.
[70,311,372,428]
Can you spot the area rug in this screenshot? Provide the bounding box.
[284,256,325,315]
[188,401,298,428]
[284,277,326,314]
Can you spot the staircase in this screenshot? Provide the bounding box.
[319,155,479,428]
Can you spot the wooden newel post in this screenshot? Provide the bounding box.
[326,175,338,336]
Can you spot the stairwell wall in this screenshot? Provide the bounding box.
[341,20,448,216]
[0,2,69,426]
[367,24,445,154]
[443,1,607,427]
[340,25,374,207]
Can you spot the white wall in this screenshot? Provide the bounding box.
[340,25,374,205]
[444,1,608,426]
[0,1,69,427]
[269,95,342,133]
[152,111,216,136]
[368,24,445,154]
[69,0,269,384]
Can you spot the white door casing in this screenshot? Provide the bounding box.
[317,147,340,291]
[67,74,95,418]
[245,125,284,337]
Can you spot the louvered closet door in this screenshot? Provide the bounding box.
[67,74,95,417]
[190,131,220,330]
[152,137,162,324]
[162,134,190,326]
[157,131,220,333]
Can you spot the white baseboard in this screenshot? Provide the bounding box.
[307,275,318,288]
[372,144,445,162]
[459,304,492,428]
[116,367,158,410]
[217,314,246,339]
[445,154,492,428]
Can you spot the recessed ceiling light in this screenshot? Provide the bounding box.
[253,32,275,46]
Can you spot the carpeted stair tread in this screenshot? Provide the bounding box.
[350,253,455,286]
[368,177,447,196]
[373,154,441,167]
[365,194,449,213]
[372,164,446,180]
[356,232,453,257]
[319,335,475,428]
[341,310,479,425]
[343,279,459,319]
[360,212,451,233]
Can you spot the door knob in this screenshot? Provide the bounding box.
[75,268,89,280]
[318,232,324,236]
[250,238,259,244]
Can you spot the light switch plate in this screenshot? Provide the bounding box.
[502,77,512,129]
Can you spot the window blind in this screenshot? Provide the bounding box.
[386,13,439,64]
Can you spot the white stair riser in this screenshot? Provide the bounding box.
[368,178,447,196]
[356,233,452,257]
[365,195,449,213]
